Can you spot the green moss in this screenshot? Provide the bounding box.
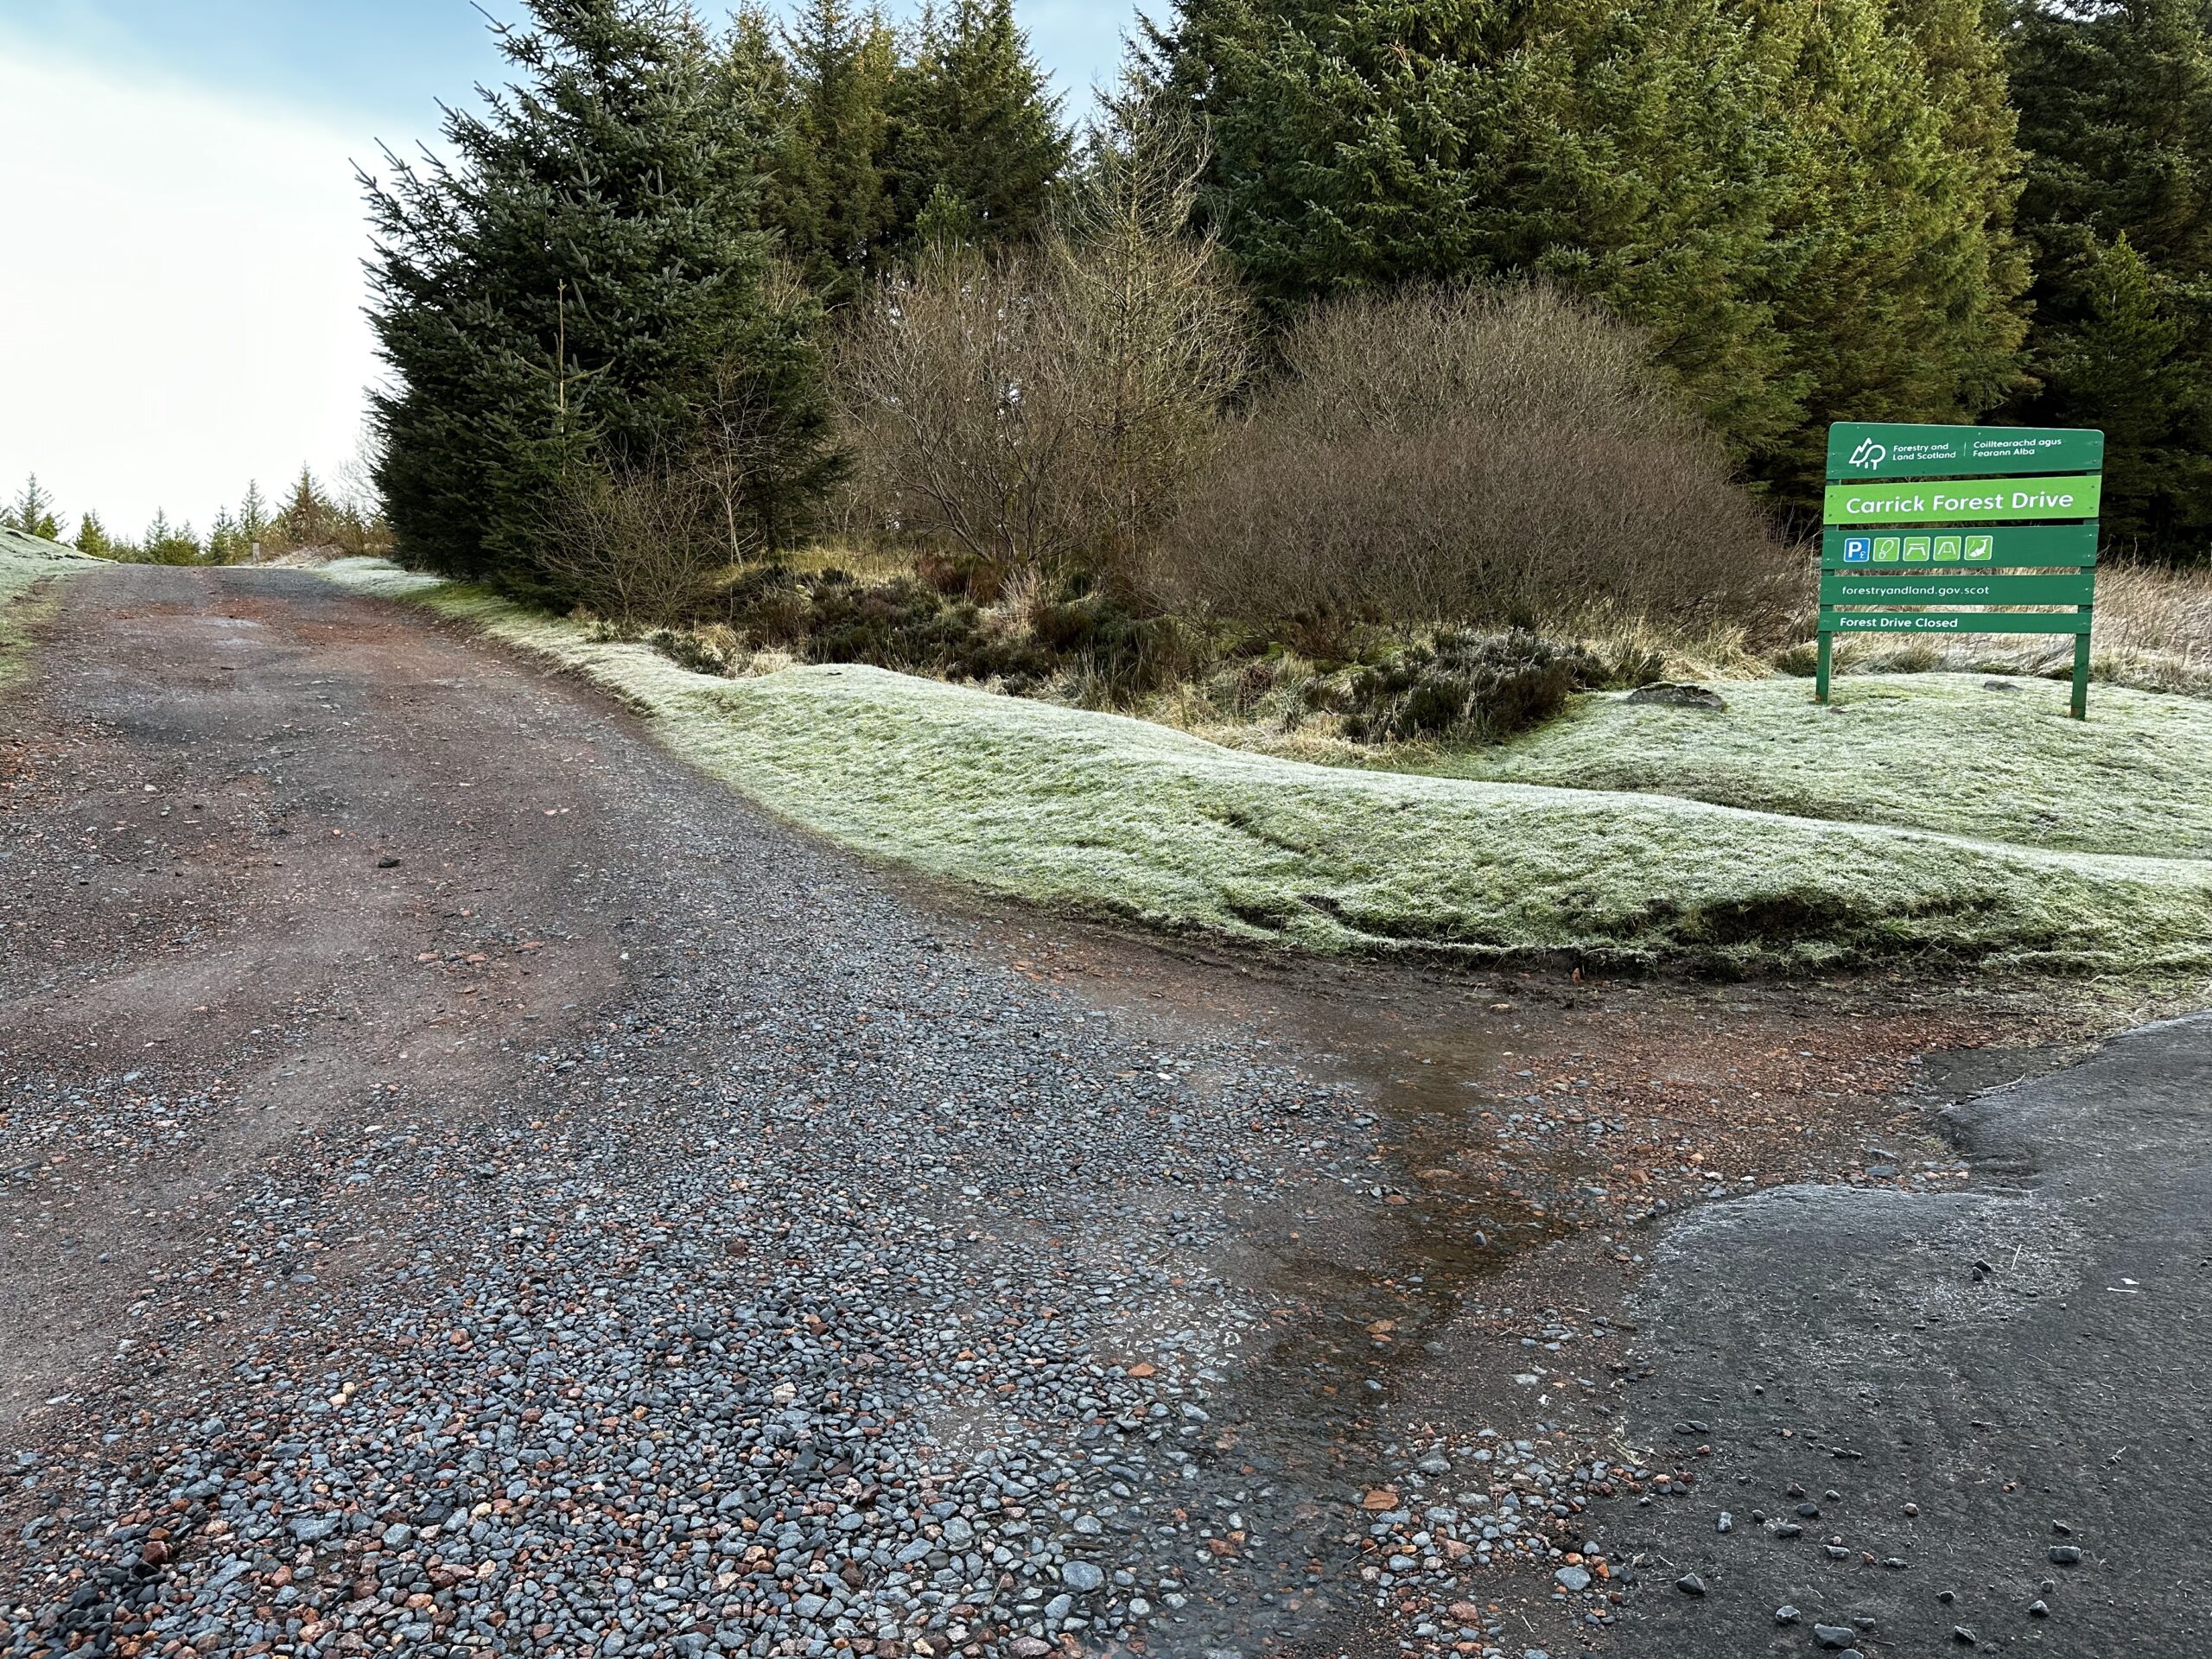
[317,560,2212,973]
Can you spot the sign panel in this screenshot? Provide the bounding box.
[1820,573,2094,606]
[1821,524,2098,568]
[1816,421,2103,716]
[1820,610,2094,636]
[1824,474,2102,525]
[1826,422,2106,481]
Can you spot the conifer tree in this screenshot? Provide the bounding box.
[887,0,1069,248]
[772,0,899,302]
[3,474,62,541]
[139,511,203,566]
[1152,0,2033,481]
[1147,0,1803,458]
[366,0,830,589]
[2011,0,2212,552]
[2045,235,2212,545]
[73,511,113,559]
[1750,0,2031,497]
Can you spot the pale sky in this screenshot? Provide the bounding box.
[0,2,1136,541]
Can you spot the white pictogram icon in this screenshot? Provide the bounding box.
[1849,438,1887,469]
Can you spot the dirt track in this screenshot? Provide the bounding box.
[0,563,2191,1659]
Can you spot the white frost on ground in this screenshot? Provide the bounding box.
[0,531,100,685]
[312,558,2212,972]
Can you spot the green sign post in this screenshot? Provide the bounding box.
[1818,422,2104,718]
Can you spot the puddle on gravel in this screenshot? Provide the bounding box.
[947,912,2089,1655]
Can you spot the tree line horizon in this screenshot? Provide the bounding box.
[18,0,2206,587]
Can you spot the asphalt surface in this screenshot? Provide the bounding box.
[1606,1014,2212,1657]
[0,563,2201,1659]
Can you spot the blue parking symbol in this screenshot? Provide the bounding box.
[1844,537,1872,563]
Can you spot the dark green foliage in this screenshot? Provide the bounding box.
[1147,0,1804,456]
[365,0,830,594]
[760,0,1070,293]
[887,0,1069,247]
[2010,0,2212,556]
[1339,629,1603,744]
[136,511,206,566]
[1755,0,2031,498]
[1148,0,2031,486]
[769,0,897,302]
[2,476,62,542]
[72,512,113,559]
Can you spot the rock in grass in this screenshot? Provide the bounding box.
[1627,682,1727,710]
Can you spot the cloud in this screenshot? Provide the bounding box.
[0,40,382,538]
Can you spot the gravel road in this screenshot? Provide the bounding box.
[0,564,2188,1659]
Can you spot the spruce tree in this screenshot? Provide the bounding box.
[139,511,203,566]
[1147,0,1803,458]
[2011,0,2212,553]
[73,511,113,559]
[366,0,829,588]
[772,0,898,302]
[3,475,62,541]
[1152,0,2031,482]
[1751,0,2031,497]
[887,0,1069,248]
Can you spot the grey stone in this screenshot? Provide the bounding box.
[1627,682,1727,710]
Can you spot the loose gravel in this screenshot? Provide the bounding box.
[1,567,2121,1659]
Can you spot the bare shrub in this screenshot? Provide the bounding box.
[1163,283,1795,645]
[838,248,1084,581]
[836,92,1249,591]
[539,466,721,626]
[1045,92,1252,583]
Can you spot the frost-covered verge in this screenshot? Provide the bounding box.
[315,558,2212,973]
[1449,674,2212,861]
[0,531,99,687]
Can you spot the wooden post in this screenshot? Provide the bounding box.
[1815,629,1834,705]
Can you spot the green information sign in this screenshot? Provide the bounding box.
[1820,573,2094,606]
[1816,422,2102,716]
[1820,523,2098,568]
[1820,611,2094,636]
[1823,474,2103,524]
[1826,422,2106,481]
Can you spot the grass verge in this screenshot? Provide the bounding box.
[1439,674,2212,861]
[315,558,2212,975]
[0,531,99,690]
